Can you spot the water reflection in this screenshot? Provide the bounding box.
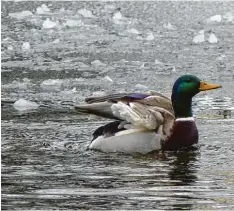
[168,150,200,210]
[168,150,199,185]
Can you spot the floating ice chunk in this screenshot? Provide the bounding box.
[71,87,77,92]
[9,10,33,19]
[155,59,164,65]
[113,11,123,20]
[223,12,234,22]
[135,84,148,90]
[216,54,226,61]
[7,46,14,50]
[104,76,113,83]
[146,32,154,41]
[103,5,115,13]
[113,11,130,25]
[22,42,30,50]
[206,15,222,23]
[163,22,174,30]
[171,67,176,72]
[65,19,84,27]
[140,63,145,68]
[136,35,144,40]
[40,79,63,87]
[127,28,141,34]
[208,32,218,43]
[92,91,106,97]
[192,30,205,44]
[59,8,65,12]
[78,8,96,18]
[91,60,106,67]
[13,99,39,111]
[43,18,57,29]
[36,4,50,14]
[52,38,60,44]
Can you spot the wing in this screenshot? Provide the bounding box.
[75,91,175,138]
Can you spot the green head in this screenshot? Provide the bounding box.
[171,75,221,118]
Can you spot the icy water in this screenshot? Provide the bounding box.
[1,1,234,210]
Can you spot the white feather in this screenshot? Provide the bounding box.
[89,130,162,153]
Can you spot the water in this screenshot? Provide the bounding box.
[1,1,234,210]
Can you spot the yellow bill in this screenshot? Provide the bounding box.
[199,81,222,91]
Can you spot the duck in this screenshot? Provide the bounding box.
[75,75,221,154]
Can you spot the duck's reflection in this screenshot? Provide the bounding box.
[167,149,200,210]
[168,149,199,185]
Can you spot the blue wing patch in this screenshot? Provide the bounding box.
[128,93,150,100]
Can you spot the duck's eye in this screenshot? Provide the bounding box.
[186,79,191,83]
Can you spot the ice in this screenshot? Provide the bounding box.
[192,30,205,44]
[135,84,148,90]
[206,15,222,23]
[136,35,144,40]
[113,11,130,25]
[92,91,106,97]
[36,4,50,14]
[59,8,65,13]
[64,19,84,27]
[163,22,174,30]
[145,32,154,41]
[9,10,33,19]
[78,8,96,18]
[113,11,123,20]
[103,5,115,13]
[22,42,30,50]
[127,28,141,35]
[103,76,113,83]
[13,99,39,111]
[43,18,57,29]
[2,81,29,89]
[91,60,106,67]
[7,46,14,50]
[155,59,164,65]
[208,32,218,43]
[216,54,226,61]
[52,38,60,44]
[40,79,63,87]
[223,12,234,22]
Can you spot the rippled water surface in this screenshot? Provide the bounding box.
[2,1,234,210]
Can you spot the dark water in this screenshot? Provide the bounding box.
[1,1,234,210]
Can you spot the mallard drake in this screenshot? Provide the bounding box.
[75,75,221,153]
